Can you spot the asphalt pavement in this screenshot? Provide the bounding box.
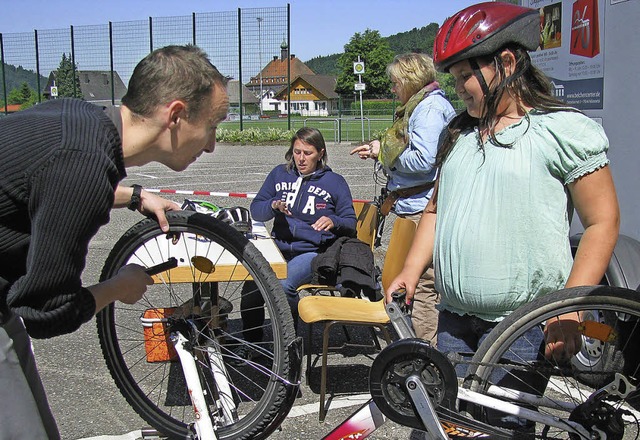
[32,143,421,440]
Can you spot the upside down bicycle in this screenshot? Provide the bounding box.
[96,211,640,439]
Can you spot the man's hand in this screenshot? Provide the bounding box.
[89,264,154,313]
[544,313,583,361]
[139,190,181,232]
[114,185,181,232]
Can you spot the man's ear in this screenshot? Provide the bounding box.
[167,100,187,128]
[500,50,517,76]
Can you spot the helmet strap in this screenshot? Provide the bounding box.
[469,58,490,97]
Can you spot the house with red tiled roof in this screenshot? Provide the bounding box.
[1,104,22,115]
[246,41,318,114]
[273,74,339,117]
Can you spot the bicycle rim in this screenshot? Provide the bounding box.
[466,285,640,439]
[96,211,299,439]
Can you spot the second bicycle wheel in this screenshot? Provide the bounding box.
[97,211,300,439]
[465,285,640,439]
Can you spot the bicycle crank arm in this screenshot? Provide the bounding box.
[405,374,450,439]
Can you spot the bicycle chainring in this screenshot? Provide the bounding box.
[369,338,458,430]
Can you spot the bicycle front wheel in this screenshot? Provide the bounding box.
[465,285,640,439]
[96,211,300,439]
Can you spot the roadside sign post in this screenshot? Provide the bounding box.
[354,57,366,142]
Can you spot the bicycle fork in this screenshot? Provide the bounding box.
[171,330,220,440]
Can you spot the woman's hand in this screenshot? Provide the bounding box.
[350,140,380,160]
[312,215,334,231]
[271,200,291,215]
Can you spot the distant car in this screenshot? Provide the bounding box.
[569,233,640,387]
[226,113,240,121]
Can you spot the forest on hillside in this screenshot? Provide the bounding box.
[305,23,440,75]
[1,63,45,95]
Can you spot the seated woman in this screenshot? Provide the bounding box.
[235,127,356,362]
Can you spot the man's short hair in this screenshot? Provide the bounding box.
[122,45,228,121]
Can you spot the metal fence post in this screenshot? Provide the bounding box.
[237,8,243,131]
[109,22,115,105]
[70,25,77,98]
[192,13,196,45]
[149,17,153,52]
[287,3,291,131]
[0,33,6,114]
[34,30,41,103]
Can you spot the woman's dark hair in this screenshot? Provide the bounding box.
[436,45,575,168]
[285,127,328,171]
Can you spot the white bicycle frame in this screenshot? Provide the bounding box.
[171,331,219,440]
[162,300,638,440]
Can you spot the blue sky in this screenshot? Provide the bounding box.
[0,0,479,61]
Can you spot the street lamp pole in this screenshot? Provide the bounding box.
[257,17,263,116]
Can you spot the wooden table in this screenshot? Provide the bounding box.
[143,221,287,284]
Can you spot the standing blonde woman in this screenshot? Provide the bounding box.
[351,53,455,345]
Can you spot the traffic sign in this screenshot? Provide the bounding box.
[354,82,366,91]
[50,86,58,97]
[353,61,365,75]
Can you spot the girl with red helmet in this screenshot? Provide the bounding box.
[388,2,619,378]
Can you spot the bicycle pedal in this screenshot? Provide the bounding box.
[140,427,166,439]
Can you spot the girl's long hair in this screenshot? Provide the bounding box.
[436,44,577,168]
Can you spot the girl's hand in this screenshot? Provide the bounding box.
[385,270,419,305]
[543,313,583,361]
[312,216,334,231]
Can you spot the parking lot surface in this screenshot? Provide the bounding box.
[33,143,421,440]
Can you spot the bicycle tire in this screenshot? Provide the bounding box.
[465,285,640,438]
[96,211,299,439]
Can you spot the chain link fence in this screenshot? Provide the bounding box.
[1,6,290,121]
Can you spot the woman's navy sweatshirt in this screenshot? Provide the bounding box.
[250,164,356,260]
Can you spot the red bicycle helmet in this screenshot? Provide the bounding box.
[433,2,540,72]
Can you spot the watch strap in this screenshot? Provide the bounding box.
[127,184,143,211]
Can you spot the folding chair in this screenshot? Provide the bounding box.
[297,217,417,421]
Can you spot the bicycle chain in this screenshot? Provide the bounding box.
[452,356,615,380]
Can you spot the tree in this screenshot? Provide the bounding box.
[55,53,82,99]
[436,72,463,112]
[6,82,40,110]
[335,29,394,98]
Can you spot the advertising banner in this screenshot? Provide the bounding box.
[523,0,605,109]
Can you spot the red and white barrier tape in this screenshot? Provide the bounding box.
[146,188,371,204]
[146,188,257,199]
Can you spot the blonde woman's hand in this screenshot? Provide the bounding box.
[350,140,380,160]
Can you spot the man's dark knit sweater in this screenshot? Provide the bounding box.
[0,98,126,338]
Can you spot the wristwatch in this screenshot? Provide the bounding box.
[127,184,143,211]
